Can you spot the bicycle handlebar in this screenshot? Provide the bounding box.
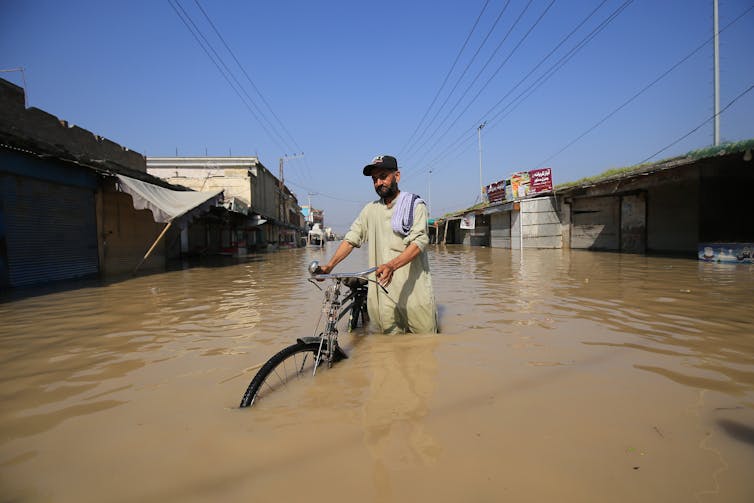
[308,260,377,281]
[307,261,389,295]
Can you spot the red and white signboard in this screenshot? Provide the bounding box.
[529,168,553,194]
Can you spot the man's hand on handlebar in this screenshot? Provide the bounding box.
[375,263,395,287]
[314,264,332,281]
[308,260,332,280]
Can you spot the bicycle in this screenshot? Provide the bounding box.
[239,260,386,408]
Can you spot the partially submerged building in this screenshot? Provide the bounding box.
[146,156,305,252]
[0,78,222,289]
[435,140,754,260]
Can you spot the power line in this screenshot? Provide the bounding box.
[637,82,754,165]
[419,1,751,187]
[402,0,514,160]
[417,0,634,174]
[407,0,627,178]
[192,0,316,186]
[410,0,555,169]
[285,179,365,204]
[192,0,305,157]
[168,0,279,149]
[398,0,492,158]
[482,0,632,134]
[405,0,520,161]
[535,2,754,168]
[412,0,647,179]
[168,0,293,154]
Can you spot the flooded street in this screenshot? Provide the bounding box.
[1,243,753,502]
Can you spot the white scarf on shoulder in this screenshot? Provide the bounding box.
[391,191,425,236]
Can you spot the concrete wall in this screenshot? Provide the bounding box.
[488,197,562,249]
[0,79,146,173]
[148,166,253,206]
[522,197,562,248]
[250,164,280,220]
[511,210,521,250]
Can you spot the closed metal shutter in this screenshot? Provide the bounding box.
[571,196,620,250]
[2,174,99,286]
[490,211,511,248]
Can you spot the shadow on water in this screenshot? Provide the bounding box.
[717,419,754,448]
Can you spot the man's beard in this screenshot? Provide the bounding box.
[375,180,399,200]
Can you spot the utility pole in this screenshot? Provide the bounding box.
[306,192,318,223]
[428,169,434,243]
[713,0,720,146]
[477,122,487,202]
[306,192,318,245]
[428,169,432,218]
[277,152,304,246]
[278,152,304,188]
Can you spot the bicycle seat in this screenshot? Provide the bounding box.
[343,277,368,289]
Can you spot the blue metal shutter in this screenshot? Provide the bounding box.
[1,174,99,287]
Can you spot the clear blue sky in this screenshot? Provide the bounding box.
[2,0,753,232]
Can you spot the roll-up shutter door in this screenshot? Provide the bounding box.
[571,196,620,250]
[2,174,99,286]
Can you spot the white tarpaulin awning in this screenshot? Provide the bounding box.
[222,196,250,215]
[116,174,224,227]
[116,174,224,274]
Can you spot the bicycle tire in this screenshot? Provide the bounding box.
[239,339,346,408]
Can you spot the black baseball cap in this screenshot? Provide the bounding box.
[363,155,398,176]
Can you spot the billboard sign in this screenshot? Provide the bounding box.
[510,171,531,199]
[485,168,553,204]
[529,168,553,194]
[485,179,508,204]
[459,213,476,229]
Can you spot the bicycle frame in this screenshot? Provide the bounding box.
[238,261,386,408]
[307,261,378,375]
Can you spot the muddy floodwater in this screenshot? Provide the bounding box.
[1,243,753,502]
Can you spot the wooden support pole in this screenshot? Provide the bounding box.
[133,221,173,275]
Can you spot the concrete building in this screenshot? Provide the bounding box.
[0,78,224,289]
[147,156,305,250]
[436,140,754,257]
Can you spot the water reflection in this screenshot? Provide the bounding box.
[360,335,440,499]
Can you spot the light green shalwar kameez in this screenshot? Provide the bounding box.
[343,198,438,334]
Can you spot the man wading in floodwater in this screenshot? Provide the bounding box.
[317,155,438,334]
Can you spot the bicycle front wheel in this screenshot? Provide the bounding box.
[240,340,346,408]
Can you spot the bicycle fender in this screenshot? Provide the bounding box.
[296,337,349,361]
[297,336,322,345]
